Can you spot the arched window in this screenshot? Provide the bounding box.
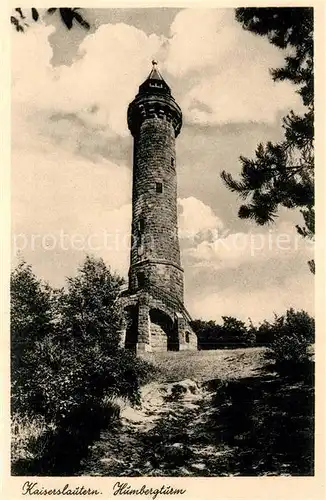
[185,331,190,343]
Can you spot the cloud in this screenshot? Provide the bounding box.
[183,221,314,271]
[178,196,223,240]
[11,144,132,283]
[11,20,157,283]
[181,214,314,323]
[189,273,314,324]
[166,9,286,77]
[165,8,302,125]
[175,198,314,323]
[12,8,303,155]
[12,22,163,146]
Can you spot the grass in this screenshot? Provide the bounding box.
[82,348,314,477]
[12,347,314,476]
[141,347,268,383]
[11,400,120,476]
[204,372,314,475]
[11,414,56,463]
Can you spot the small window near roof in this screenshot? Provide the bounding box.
[156,182,163,194]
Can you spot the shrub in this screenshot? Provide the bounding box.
[11,256,156,474]
[209,376,314,475]
[255,320,275,346]
[266,309,315,378]
[272,332,308,363]
[11,261,61,417]
[244,320,257,347]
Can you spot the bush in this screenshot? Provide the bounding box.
[11,257,155,474]
[11,261,61,417]
[255,320,275,346]
[272,333,308,363]
[208,375,314,475]
[266,309,314,378]
[11,257,150,420]
[244,321,257,347]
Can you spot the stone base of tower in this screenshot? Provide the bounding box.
[118,289,197,353]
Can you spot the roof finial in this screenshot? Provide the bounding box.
[152,59,158,69]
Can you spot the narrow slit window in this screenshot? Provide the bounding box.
[171,157,175,167]
[156,182,163,194]
[138,218,145,233]
[185,332,190,343]
[137,272,145,289]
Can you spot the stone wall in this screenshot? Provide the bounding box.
[128,117,184,300]
[129,261,184,303]
[119,291,197,353]
[150,321,168,352]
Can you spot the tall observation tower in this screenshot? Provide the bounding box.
[120,61,197,353]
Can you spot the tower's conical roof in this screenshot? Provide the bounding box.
[128,59,182,137]
[138,60,171,95]
[147,60,164,80]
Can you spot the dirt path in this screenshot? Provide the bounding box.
[80,378,234,476]
[79,348,286,477]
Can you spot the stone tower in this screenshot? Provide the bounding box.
[119,61,197,353]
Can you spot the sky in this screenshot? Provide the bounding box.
[11,7,314,324]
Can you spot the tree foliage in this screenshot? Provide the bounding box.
[11,256,149,423]
[192,315,256,349]
[192,308,314,352]
[11,261,61,416]
[266,308,315,377]
[221,8,314,267]
[11,8,90,32]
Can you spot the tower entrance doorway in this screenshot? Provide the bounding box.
[124,305,138,353]
[149,308,178,352]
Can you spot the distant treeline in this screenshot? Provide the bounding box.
[191,309,315,350]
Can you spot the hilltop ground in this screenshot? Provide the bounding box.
[80,347,314,476]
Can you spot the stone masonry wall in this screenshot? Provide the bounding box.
[128,117,184,302]
[119,291,197,352]
[129,261,184,304]
[150,322,168,352]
